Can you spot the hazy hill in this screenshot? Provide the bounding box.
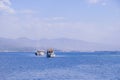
[0,37,119,52]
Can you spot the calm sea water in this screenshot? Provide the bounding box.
[0,51,120,80]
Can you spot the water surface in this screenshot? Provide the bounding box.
[0,52,120,80]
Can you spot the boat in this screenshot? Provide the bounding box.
[46,48,55,58]
[35,50,45,56]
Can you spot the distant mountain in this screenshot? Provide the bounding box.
[0,37,119,52]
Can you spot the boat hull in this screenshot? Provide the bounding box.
[47,53,55,58]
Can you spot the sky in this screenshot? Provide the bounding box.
[0,0,120,46]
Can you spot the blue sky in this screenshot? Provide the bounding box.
[0,0,120,46]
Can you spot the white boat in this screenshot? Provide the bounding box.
[46,48,55,58]
[35,50,45,56]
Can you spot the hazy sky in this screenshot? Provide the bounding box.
[0,0,120,45]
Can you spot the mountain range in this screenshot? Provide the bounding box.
[0,37,119,52]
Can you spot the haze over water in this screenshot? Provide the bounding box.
[0,0,120,51]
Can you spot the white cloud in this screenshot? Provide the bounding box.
[87,0,108,6]
[18,9,36,14]
[101,2,107,6]
[0,0,15,13]
[44,17,65,21]
[88,0,100,4]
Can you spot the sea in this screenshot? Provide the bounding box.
[0,51,120,80]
